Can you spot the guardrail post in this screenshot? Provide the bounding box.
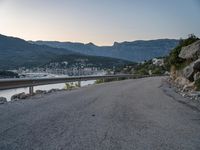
[29,86,34,95]
[78,81,81,87]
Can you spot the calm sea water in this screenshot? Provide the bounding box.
[0,80,96,101]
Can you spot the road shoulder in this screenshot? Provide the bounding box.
[160,78,200,112]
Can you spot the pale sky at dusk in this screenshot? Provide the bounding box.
[0,0,200,45]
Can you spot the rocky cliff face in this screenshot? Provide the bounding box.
[179,40,200,82]
[170,40,200,92]
[179,40,200,60]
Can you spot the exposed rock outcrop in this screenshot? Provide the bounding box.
[174,76,190,89]
[194,72,200,81]
[11,92,29,101]
[182,58,200,81]
[179,40,200,59]
[35,90,47,94]
[0,97,7,104]
[47,89,63,93]
[182,82,195,92]
[193,59,200,71]
[170,39,200,90]
[183,65,194,81]
[169,38,200,101]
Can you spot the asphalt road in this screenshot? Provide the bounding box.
[0,77,200,150]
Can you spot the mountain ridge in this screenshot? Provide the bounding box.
[0,34,131,70]
[31,38,178,47]
[0,34,179,70]
[30,39,179,62]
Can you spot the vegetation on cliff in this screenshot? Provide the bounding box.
[165,34,199,70]
[134,60,166,75]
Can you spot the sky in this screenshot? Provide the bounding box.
[0,0,200,46]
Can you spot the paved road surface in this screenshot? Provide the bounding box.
[0,77,200,150]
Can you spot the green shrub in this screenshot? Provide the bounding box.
[95,79,104,84]
[166,34,199,70]
[95,78,116,84]
[134,60,166,76]
[0,70,19,78]
[136,68,149,75]
[65,82,78,89]
[151,67,163,75]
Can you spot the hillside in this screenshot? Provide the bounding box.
[44,54,133,69]
[0,34,76,69]
[31,39,179,62]
[0,34,131,70]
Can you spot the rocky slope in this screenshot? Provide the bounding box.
[169,37,200,100]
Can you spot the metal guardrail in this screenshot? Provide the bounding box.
[0,74,150,95]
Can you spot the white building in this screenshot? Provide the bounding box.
[152,58,164,66]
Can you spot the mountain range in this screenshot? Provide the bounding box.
[0,34,179,70]
[0,34,131,69]
[31,39,179,62]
